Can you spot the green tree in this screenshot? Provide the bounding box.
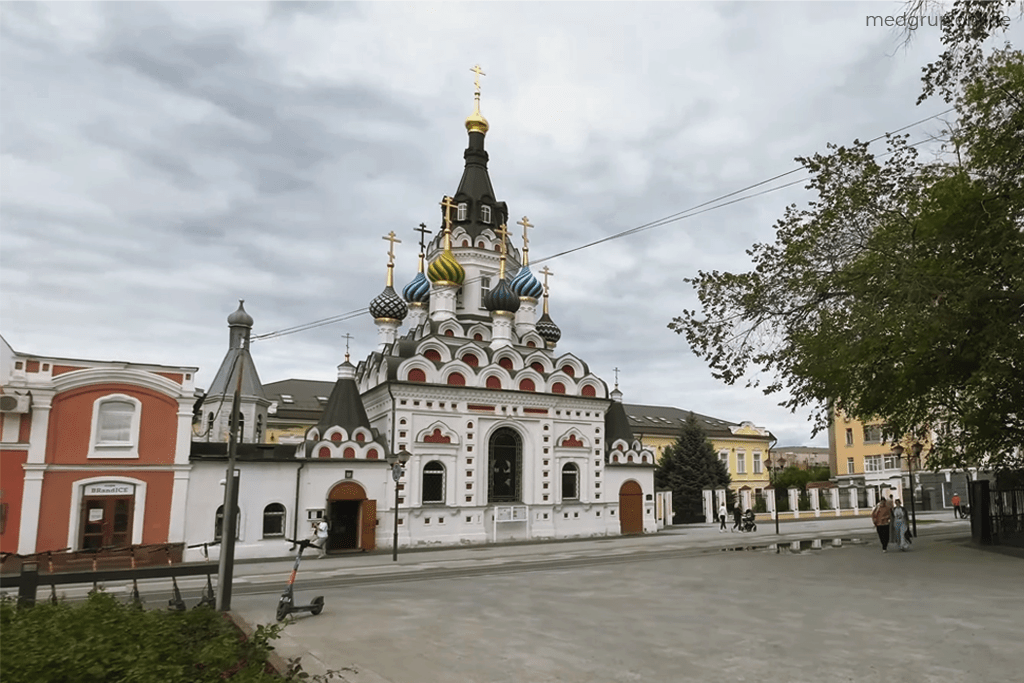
[655,414,731,523]
[672,13,1024,472]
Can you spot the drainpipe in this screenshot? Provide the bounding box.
[292,457,306,551]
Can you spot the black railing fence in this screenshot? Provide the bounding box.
[970,480,1024,548]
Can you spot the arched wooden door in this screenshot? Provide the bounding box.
[619,481,644,535]
[327,482,376,552]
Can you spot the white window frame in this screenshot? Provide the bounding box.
[845,428,854,446]
[719,450,729,470]
[479,276,492,310]
[422,461,446,505]
[88,394,142,459]
[864,455,882,473]
[847,457,855,474]
[753,452,763,474]
[262,503,287,538]
[736,451,746,474]
[883,454,899,470]
[481,205,492,223]
[561,463,579,501]
[457,203,468,221]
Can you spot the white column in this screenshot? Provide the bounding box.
[167,467,192,543]
[407,302,428,329]
[17,467,45,554]
[430,284,458,322]
[789,488,800,518]
[175,405,193,465]
[375,319,401,350]
[811,488,821,517]
[25,395,53,464]
[850,487,859,514]
[866,487,877,509]
[767,487,776,519]
[831,488,841,517]
[702,489,714,523]
[514,298,538,336]
[490,311,515,349]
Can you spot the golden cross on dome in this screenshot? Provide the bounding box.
[539,265,554,291]
[342,333,353,362]
[383,231,402,263]
[517,215,534,264]
[470,64,486,93]
[495,222,510,278]
[440,196,457,249]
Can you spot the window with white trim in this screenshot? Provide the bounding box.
[719,450,729,469]
[847,457,855,474]
[262,503,286,538]
[89,395,142,458]
[562,463,579,500]
[422,461,445,504]
[845,428,854,446]
[864,455,882,473]
[481,205,492,223]
[883,454,899,470]
[736,451,746,474]
[479,276,492,310]
[457,203,468,221]
[215,505,241,541]
[753,452,763,474]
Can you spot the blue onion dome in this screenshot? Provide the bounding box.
[369,285,408,321]
[427,249,465,285]
[510,264,544,300]
[485,277,521,313]
[536,312,561,343]
[227,300,254,327]
[402,271,431,303]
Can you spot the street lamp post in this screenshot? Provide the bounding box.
[385,449,412,562]
[891,442,923,538]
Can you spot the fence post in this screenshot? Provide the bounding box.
[18,562,39,608]
[970,479,991,545]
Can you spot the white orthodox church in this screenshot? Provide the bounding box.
[182,77,659,561]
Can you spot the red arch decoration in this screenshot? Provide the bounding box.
[519,378,535,392]
[486,376,502,390]
[355,432,365,443]
[447,372,466,386]
[423,428,452,444]
[581,384,596,397]
[367,448,379,459]
[343,447,355,459]
[531,362,544,373]
[408,368,426,383]
[561,435,584,448]
[424,349,442,362]
[552,382,566,394]
[498,357,513,371]
[330,432,342,442]
[462,353,479,367]
[561,365,576,378]
[329,481,366,501]
[318,446,331,459]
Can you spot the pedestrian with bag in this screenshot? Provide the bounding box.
[871,496,892,552]
[314,518,329,558]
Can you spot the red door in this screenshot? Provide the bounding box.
[360,499,377,551]
[81,496,134,549]
[619,481,643,535]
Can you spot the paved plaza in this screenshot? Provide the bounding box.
[224,514,1024,683]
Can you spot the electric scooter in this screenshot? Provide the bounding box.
[186,540,220,609]
[276,538,324,622]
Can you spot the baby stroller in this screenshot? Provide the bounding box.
[741,509,757,532]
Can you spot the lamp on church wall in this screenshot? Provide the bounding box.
[385,449,412,561]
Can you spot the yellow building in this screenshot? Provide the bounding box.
[624,404,772,503]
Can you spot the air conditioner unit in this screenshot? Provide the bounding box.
[0,393,31,414]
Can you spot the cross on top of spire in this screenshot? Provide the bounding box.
[440,196,457,249]
[415,222,432,253]
[613,367,620,388]
[342,333,353,362]
[383,231,402,265]
[470,64,486,94]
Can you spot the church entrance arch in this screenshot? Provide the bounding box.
[619,481,643,535]
[488,427,523,503]
[327,482,376,552]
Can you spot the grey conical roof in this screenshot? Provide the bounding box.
[605,400,635,449]
[206,348,266,399]
[315,363,373,435]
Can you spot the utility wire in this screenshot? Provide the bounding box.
[253,107,955,342]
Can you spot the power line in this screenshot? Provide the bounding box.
[253,107,955,342]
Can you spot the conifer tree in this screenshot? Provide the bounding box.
[655,414,731,523]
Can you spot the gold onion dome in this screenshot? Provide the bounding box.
[427,248,465,286]
[465,109,489,135]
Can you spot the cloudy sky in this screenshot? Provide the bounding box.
[3,1,1019,447]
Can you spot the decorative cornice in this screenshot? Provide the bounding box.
[51,368,189,398]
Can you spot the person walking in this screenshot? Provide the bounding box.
[952,493,963,519]
[871,496,892,552]
[719,503,727,532]
[892,499,911,551]
[731,506,743,532]
[315,518,329,558]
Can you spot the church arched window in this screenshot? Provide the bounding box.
[215,504,241,541]
[457,203,468,221]
[422,461,445,504]
[481,205,492,223]
[562,463,579,500]
[488,428,522,503]
[207,412,215,435]
[262,503,285,538]
[255,414,263,443]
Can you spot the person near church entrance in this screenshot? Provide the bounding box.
[312,519,329,558]
[731,506,742,532]
[871,497,892,552]
[952,493,963,519]
[718,504,727,532]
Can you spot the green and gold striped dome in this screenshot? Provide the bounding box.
[427,248,465,286]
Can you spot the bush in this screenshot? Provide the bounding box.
[0,592,317,683]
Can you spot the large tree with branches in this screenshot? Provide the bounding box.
[672,1,1024,471]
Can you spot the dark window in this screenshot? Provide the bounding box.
[255,415,263,443]
[488,428,522,503]
[423,461,445,504]
[207,412,215,436]
[262,503,285,538]
[215,505,241,542]
[479,277,491,310]
[562,463,579,500]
